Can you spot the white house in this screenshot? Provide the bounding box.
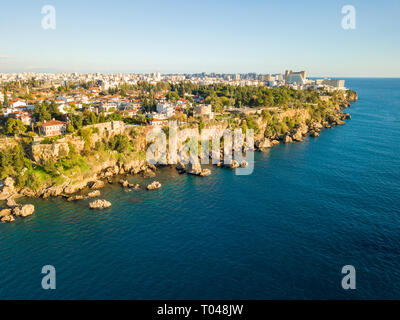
[10,100,26,108]
[99,102,119,112]
[149,118,168,127]
[57,96,73,103]
[156,102,175,117]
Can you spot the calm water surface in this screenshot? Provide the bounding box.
[0,78,399,299]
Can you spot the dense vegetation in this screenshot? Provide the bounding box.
[0,79,354,191]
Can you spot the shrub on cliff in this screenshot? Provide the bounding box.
[0,143,31,180]
[108,134,132,154]
[43,159,61,177]
[25,172,42,190]
[5,118,27,136]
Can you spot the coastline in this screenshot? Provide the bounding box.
[0,90,358,223]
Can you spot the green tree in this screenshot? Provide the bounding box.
[6,118,27,135]
[108,134,131,153]
[66,124,75,133]
[34,102,51,122]
[48,101,61,118]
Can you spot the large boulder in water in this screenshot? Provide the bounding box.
[1,215,15,223]
[147,181,162,190]
[119,179,130,188]
[240,160,248,168]
[89,199,111,209]
[0,209,12,217]
[87,190,101,198]
[13,204,35,217]
[292,130,303,142]
[200,169,211,176]
[67,195,84,201]
[255,138,272,150]
[187,162,202,175]
[224,160,240,169]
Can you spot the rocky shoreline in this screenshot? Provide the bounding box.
[0,93,357,223]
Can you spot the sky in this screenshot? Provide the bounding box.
[0,0,399,77]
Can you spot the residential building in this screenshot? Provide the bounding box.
[285,70,306,85]
[9,112,34,126]
[321,79,345,89]
[156,102,175,117]
[149,118,168,127]
[39,119,67,137]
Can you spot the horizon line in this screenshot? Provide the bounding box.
[0,71,399,79]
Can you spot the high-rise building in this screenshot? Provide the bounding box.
[285,70,306,84]
[321,79,345,88]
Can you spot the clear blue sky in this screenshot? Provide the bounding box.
[0,0,399,77]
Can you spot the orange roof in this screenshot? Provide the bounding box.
[41,120,66,127]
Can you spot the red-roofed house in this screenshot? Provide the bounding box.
[39,119,67,137]
[9,112,34,126]
[149,118,168,127]
[10,100,26,108]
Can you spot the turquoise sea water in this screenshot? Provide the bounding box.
[0,78,400,299]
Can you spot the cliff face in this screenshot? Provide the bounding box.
[32,137,85,163]
[19,123,149,198]
[0,137,19,151]
[31,121,127,164]
[0,93,356,201]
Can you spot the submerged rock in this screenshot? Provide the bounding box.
[283,135,293,143]
[176,162,186,173]
[200,169,211,176]
[142,169,156,178]
[67,195,84,201]
[89,199,111,209]
[310,131,320,137]
[119,179,130,188]
[147,181,162,190]
[224,160,240,169]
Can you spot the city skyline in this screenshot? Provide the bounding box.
[0,0,400,77]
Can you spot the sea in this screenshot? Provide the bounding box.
[0,78,399,299]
